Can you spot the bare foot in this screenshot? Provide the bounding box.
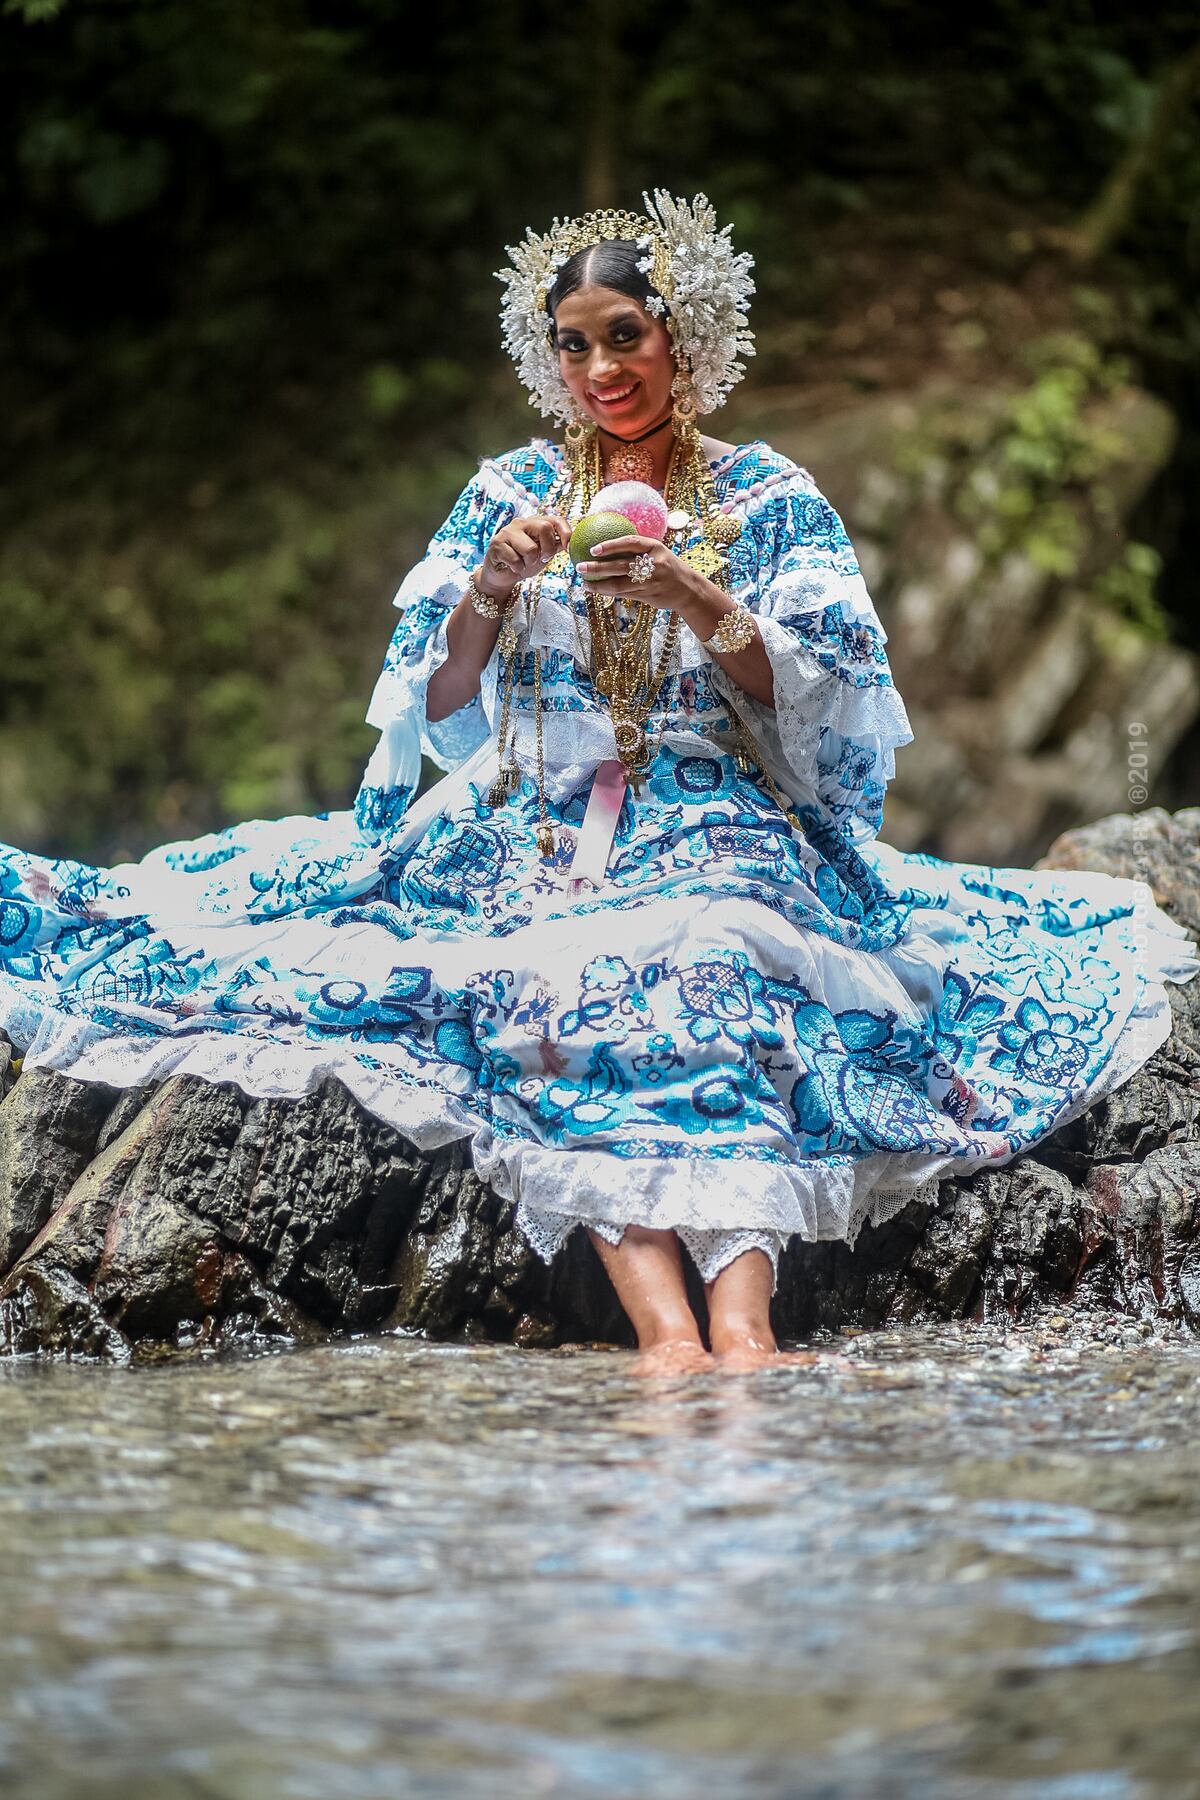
[713,1333,832,1371]
[711,1328,776,1370]
[631,1337,715,1377]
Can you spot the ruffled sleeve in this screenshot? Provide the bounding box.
[709,462,913,844]
[363,462,526,769]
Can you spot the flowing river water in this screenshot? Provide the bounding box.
[2,1318,1199,1799]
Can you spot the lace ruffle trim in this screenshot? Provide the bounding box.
[513,1198,789,1294]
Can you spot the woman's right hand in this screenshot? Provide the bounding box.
[478,513,570,597]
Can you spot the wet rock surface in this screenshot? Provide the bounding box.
[767,380,1200,867]
[1,806,1196,1363]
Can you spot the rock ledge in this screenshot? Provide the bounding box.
[2,807,1197,1361]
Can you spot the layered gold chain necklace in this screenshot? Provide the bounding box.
[485,419,741,854]
[578,423,742,787]
[584,435,682,790]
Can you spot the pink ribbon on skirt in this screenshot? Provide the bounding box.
[566,759,627,894]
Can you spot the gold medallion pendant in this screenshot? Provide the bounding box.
[709,512,742,545]
[604,441,655,484]
[612,717,650,772]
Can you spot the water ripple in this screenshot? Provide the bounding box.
[2,1319,1199,1797]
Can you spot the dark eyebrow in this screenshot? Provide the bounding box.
[555,312,643,343]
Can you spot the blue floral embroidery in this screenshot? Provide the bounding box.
[0,438,1183,1220]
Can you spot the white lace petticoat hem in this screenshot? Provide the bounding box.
[513,1202,792,1294]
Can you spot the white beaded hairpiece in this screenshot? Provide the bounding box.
[495,189,756,425]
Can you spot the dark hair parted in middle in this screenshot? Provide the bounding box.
[544,240,669,341]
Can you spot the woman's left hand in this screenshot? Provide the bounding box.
[574,534,697,614]
[576,531,776,708]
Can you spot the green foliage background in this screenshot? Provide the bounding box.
[2,0,1198,857]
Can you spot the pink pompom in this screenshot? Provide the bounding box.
[590,481,669,541]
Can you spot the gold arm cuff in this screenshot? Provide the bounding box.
[702,603,756,655]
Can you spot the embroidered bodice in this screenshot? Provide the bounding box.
[365,437,914,846]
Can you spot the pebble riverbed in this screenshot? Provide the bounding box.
[2,1316,1199,1798]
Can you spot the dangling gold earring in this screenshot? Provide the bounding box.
[671,367,698,433]
[670,338,700,440]
[670,359,703,484]
[564,398,595,449]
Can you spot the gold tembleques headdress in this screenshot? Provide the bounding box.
[495,190,756,426]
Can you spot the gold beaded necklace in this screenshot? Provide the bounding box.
[483,418,742,855]
[584,433,684,791]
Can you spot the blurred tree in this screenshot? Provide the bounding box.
[1062,37,1200,262]
[1,0,1199,855]
[582,0,622,208]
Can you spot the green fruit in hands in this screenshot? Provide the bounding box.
[568,511,638,566]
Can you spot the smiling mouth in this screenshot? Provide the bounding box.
[588,381,640,405]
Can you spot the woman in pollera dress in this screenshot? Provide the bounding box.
[1,193,1195,1372]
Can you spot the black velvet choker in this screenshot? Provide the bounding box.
[601,405,674,446]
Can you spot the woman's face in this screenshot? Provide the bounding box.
[552,284,675,435]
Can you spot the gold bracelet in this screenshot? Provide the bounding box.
[467,570,516,620]
[703,603,756,655]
